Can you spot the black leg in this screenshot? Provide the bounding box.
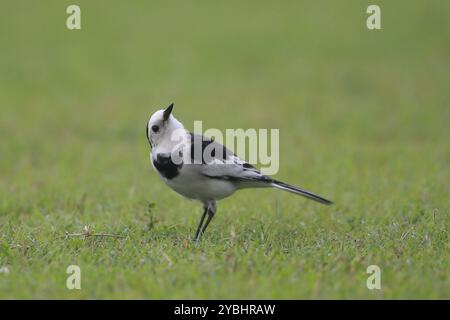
[200,210,215,237]
[194,207,208,241]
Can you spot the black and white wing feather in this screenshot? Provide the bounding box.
[188,133,270,186]
[188,133,333,205]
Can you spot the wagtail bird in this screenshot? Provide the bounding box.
[146,103,332,241]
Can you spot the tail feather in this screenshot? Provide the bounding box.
[271,180,333,205]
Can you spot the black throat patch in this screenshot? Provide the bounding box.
[153,153,182,179]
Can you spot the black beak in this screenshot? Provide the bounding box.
[163,103,174,122]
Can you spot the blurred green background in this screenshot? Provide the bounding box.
[0,0,448,298]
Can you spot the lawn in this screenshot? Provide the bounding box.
[0,0,448,299]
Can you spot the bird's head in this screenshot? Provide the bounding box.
[146,103,185,149]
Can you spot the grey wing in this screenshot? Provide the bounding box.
[188,133,272,188]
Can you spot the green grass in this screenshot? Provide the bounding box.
[0,0,449,299]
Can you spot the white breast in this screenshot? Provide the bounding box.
[165,164,236,202]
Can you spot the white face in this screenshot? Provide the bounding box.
[146,109,168,147]
[146,104,184,149]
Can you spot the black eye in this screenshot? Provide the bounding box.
[151,125,159,133]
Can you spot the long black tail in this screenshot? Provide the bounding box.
[271,180,333,205]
